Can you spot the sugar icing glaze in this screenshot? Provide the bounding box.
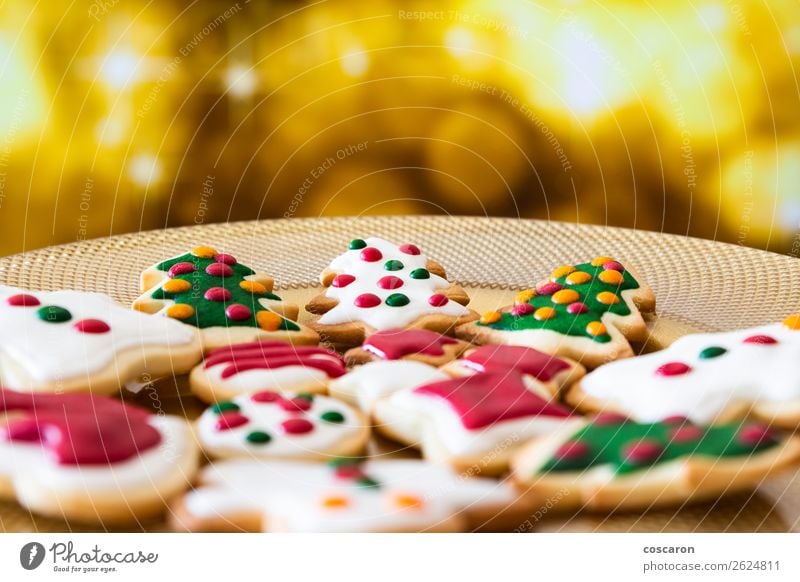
[457,345,571,381]
[362,328,458,360]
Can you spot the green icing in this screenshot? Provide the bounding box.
[478,262,641,342]
[409,268,430,279]
[539,420,777,476]
[246,430,272,444]
[320,410,345,423]
[349,239,367,250]
[211,401,240,414]
[150,252,300,331]
[385,293,410,307]
[699,346,727,359]
[356,476,381,489]
[384,260,404,271]
[37,305,72,323]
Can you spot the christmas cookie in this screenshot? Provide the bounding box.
[133,246,318,350]
[0,285,201,394]
[189,341,347,403]
[373,372,574,475]
[566,315,800,428]
[344,328,471,367]
[305,237,477,347]
[457,257,655,368]
[512,416,800,512]
[0,388,199,524]
[196,390,369,461]
[171,458,523,532]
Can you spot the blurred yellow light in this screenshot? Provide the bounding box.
[224,64,258,98]
[100,51,140,89]
[0,36,46,138]
[128,153,163,187]
[340,44,369,77]
[444,26,475,58]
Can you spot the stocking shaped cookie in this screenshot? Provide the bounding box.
[567,315,800,428]
[172,458,522,532]
[133,246,318,350]
[374,372,574,475]
[457,257,655,367]
[512,416,800,512]
[0,285,201,394]
[189,341,347,403]
[0,388,199,524]
[305,237,477,346]
[344,328,471,367]
[196,390,369,461]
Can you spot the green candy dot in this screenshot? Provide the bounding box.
[297,392,315,402]
[36,305,72,323]
[699,346,728,359]
[211,401,240,414]
[321,410,345,423]
[385,293,410,307]
[409,268,430,279]
[384,260,404,271]
[349,239,367,250]
[246,431,272,445]
[356,476,380,489]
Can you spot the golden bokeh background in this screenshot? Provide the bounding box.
[1,0,799,257]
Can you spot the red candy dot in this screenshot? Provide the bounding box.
[511,303,535,317]
[592,412,630,426]
[737,424,777,447]
[663,415,691,425]
[251,391,282,403]
[602,261,624,272]
[655,362,692,377]
[429,294,449,307]
[554,440,590,462]
[281,418,314,435]
[332,274,356,288]
[168,262,195,277]
[206,262,234,277]
[536,282,563,295]
[354,293,381,308]
[334,464,364,479]
[360,247,383,262]
[204,287,232,302]
[279,397,312,412]
[743,335,778,345]
[623,440,663,465]
[213,253,237,265]
[225,303,252,321]
[7,294,40,307]
[399,244,421,255]
[566,302,589,315]
[73,319,111,334]
[215,412,249,431]
[377,276,404,290]
[669,425,704,443]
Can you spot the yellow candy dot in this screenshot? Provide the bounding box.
[480,311,502,324]
[783,314,800,330]
[322,496,349,509]
[591,256,614,267]
[596,291,620,305]
[163,279,192,293]
[550,265,576,281]
[515,289,536,304]
[552,289,580,305]
[394,494,423,509]
[535,307,557,321]
[586,321,608,337]
[240,280,267,295]
[598,270,624,286]
[191,245,217,258]
[256,310,283,331]
[565,271,592,285]
[166,304,195,320]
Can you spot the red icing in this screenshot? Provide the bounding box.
[536,282,562,295]
[205,341,346,379]
[279,397,312,412]
[0,388,160,466]
[214,253,237,265]
[566,302,589,315]
[205,287,232,302]
[412,372,571,430]
[743,335,778,345]
[428,294,449,307]
[362,329,457,360]
[281,418,314,434]
[7,294,40,307]
[602,261,624,272]
[168,262,195,277]
[360,247,383,262]
[206,262,234,277]
[215,411,249,431]
[511,303,534,317]
[663,415,691,425]
[655,362,692,377]
[737,424,777,447]
[669,425,704,443]
[225,303,252,320]
[251,390,282,403]
[554,440,590,461]
[377,276,404,290]
[73,319,111,334]
[399,244,421,255]
[334,464,364,479]
[354,293,381,308]
[591,412,630,426]
[332,274,356,288]
[460,345,571,381]
[623,440,663,464]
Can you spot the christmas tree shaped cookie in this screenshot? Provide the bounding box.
[133,246,318,350]
[305,237,477,347]
[512,416,800,511]
[567,315,800,428]
[457,257,655,367]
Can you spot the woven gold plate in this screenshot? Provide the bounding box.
[1,216,799,533]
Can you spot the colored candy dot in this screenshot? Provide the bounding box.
[211,401,240,414]
[279,397,313,412]
[321,411,345,423]
[384,259,404,271]
[598,270,624,285]
[73,319,111,334]
[204,287,232,302]
[783,314,800,330]
[699,346,727,359]
[565,271,592,285]
[356,477,380,489]
[743,335,778,345]
[322,496,349,509]
[592,412,630,426]
[669,425,704,444]
[168,262,195,277]
[246,431,272,445]
[511,303,535,317]
[662,415,691,425]
[480,311,502,324]
[552,289,580,305]
[737,424,777,448]
[360,247,383,262]
[603,261,625,272]
[393,494,423,509]
[536,282,563,296]
[332,274,356,288]
[399,244,421,255]
[349,239,367,250]
[354,293,381,308]
[251,390,282,403]
[240,280,267,295]
[586,321,607,337]
[334,464,363,479]
[225,304,252,321]
[206,262,233,277]
[386,293,410,307]
[163,279,192,294]
[281,418,314,435]
[550,265,576,281]
[596,291,620,305]
[166,304,195,319]
[554,440,591,462]
[377,275,404,290]
[534,307,557,321]
[7,294,40,307]
[215,411,249,431]
[429,294,449,307]
[256,310,282,331]
[623,439,663,465]
[566,302,589,315]
[36,305,72,323]
[213,253,237,265]
[409,268,429,279]
[191,245,217,258]
[656,362,692,376]
[515,289,536,304]
[591,256,614,267]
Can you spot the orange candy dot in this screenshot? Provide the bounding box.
[565,271,592,285]
[534,307,557,321]
[598,270,624,286]
[552,289,580,305]
[322,496,349,509]
[783,314,800,330]
[393,494,424,509]
[550,265,576,281]
[586,321,608,337]
[515,289,536,304]
[191,245,218,258]
[480,311,502,324]
[591,256,614,267]
[596,291,620,305]
[256,310,283,331]
[166,304,195,319]
[163,279,192,293]
[240,280,267,295]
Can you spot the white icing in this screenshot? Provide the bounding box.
[196,392,364,458]
[328,360,449,411]
[0,285,197,385]
[319,237,469,329]
[205,365,331,394]
[580,323,800,423]
[184,458,515,532]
